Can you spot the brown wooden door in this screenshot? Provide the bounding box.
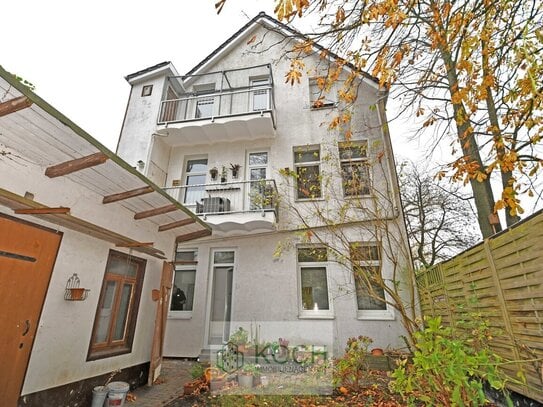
[148,261,173,386]
[0,214,62,406]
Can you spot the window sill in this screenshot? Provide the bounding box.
[298,313,335,320]
[310,104,336,111]
[356,310,395,321]
[294,197,325,203]
[168,311,193,320]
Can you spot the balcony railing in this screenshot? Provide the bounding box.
[163,179,278,220]
[158,86,276,127]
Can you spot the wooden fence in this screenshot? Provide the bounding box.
[417,209,543,403]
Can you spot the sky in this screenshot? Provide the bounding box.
[2,0,278,151]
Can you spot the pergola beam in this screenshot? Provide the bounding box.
[158,218,196,232]
[45,152,109,178]
[0,96,33,117]
[14,207,70,215]
[175,229,212,242]
[103,186,154,204]
[134,204,178,220]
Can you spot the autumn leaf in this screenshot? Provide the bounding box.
[246,35,256,45]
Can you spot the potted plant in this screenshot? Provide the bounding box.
[237,363,260,389]
[230,163,241,178]
[209,167,218,181]
[229,327,249,353]
[183,363,205,395]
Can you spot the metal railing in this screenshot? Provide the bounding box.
[163,179,278,219]
[157,86,276,128]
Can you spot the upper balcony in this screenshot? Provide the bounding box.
[163,179,278,234]
[156,64,276,146]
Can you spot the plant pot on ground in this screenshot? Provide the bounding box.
[183,379,203,396]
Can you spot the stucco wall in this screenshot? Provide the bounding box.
[0,149,176,395]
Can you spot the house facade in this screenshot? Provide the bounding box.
[0,66,209,406]
[117,13,415,360]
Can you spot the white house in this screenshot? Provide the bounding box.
[0,65,210,406]
[117,13,415,362]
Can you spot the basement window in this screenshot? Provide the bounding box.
[87,250,146,360]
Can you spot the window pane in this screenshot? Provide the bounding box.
[214,251,235,264]
[296,165,321,198]
[301,267,329,310]
[184,174,206,204]
[341,162,370,196]
[339,142,368,159]
[171,269,196,311]
[94,281,117,343]
[108,256,137,277]
[252,80,269,111]
[186,159,208,173]
[175,250,197,262]
[295,149,320,163]
[350,244,380,261]
[196,98,214,118]
[249,152,268,166]
[113,283,133,341]
[354,266,386,310]
[297,247,328,262]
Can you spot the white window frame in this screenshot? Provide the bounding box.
[182,156,208,207]
[250,77,271,111]
[297,246,334,319]
[168,249,198,320]
[309,77,336,109]
[350,242,394,320]
[294,145,322,200]
[339,140,371,197]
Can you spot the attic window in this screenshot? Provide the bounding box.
[142,85,153,97]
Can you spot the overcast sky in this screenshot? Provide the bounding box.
[2,1,278,150]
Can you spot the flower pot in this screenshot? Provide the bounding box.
[209,378,225,392]
[371,348,384,356]
[70,288,85,300]
[183,380,200,395]
[237,374,254,389]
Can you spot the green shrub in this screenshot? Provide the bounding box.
[190,363,205,379]
[333,335,373,391]
[390,316,510,406]
[228,327,249,345]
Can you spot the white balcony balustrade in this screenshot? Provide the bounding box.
[163,179,278,233]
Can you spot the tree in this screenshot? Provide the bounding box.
[215,0,543,238]
[398,160,480,269]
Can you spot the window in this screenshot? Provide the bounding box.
[294,146,322,199]
[183,158,208,205]
[298,247,332,318]
[309,78,335,109]
[251,78,270,111]
[339,141,371,196]
[248,151,269,210]
[141,85,153,97]
[350,242,393,319]
[194,84,215,118]
[88,250,145,360]
[171,250,197,313]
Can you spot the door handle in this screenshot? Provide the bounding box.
[22,320,30,336]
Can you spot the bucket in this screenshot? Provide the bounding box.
[91,386,109,407]
[107,381,129,407]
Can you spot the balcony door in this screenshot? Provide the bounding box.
[183,158,208,206]
[247,151,269,210]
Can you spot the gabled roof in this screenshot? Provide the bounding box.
[125,61,179,83]
[185,12,379,86]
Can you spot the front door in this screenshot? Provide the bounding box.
[207,250,234,345]
[0,214,62,406]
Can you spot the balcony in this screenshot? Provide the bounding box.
[163,179,278,234]
[156,64,276,146]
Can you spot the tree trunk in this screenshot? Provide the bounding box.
[440,47,502,238]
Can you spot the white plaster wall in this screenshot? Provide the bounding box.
[165,228,411,358]
[116,75,168,169]
[0,153,177,395]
